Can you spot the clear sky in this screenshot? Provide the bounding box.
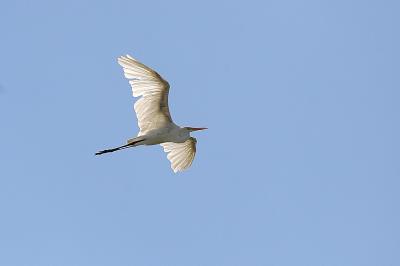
[1,0,399,265]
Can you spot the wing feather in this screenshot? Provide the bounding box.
[161,137,197,173]
[118,55,172,135]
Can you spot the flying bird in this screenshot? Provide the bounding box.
[96,55,207,173]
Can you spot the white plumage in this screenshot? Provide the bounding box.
[161,138,197,173]
[96,55,207,173]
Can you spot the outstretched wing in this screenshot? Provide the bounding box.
[118,55,172,136]
[161,137,197,173]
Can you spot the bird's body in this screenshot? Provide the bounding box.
[132,124,187,145]
[96,55,206,173]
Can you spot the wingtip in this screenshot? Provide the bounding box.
[118,54,135,61]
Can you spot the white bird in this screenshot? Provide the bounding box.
[96,55,207,173]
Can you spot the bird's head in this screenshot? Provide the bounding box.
[184,127,208,132]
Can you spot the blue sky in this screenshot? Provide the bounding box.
[1,0,399,265]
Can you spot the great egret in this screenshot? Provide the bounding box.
[96,55,207,173]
